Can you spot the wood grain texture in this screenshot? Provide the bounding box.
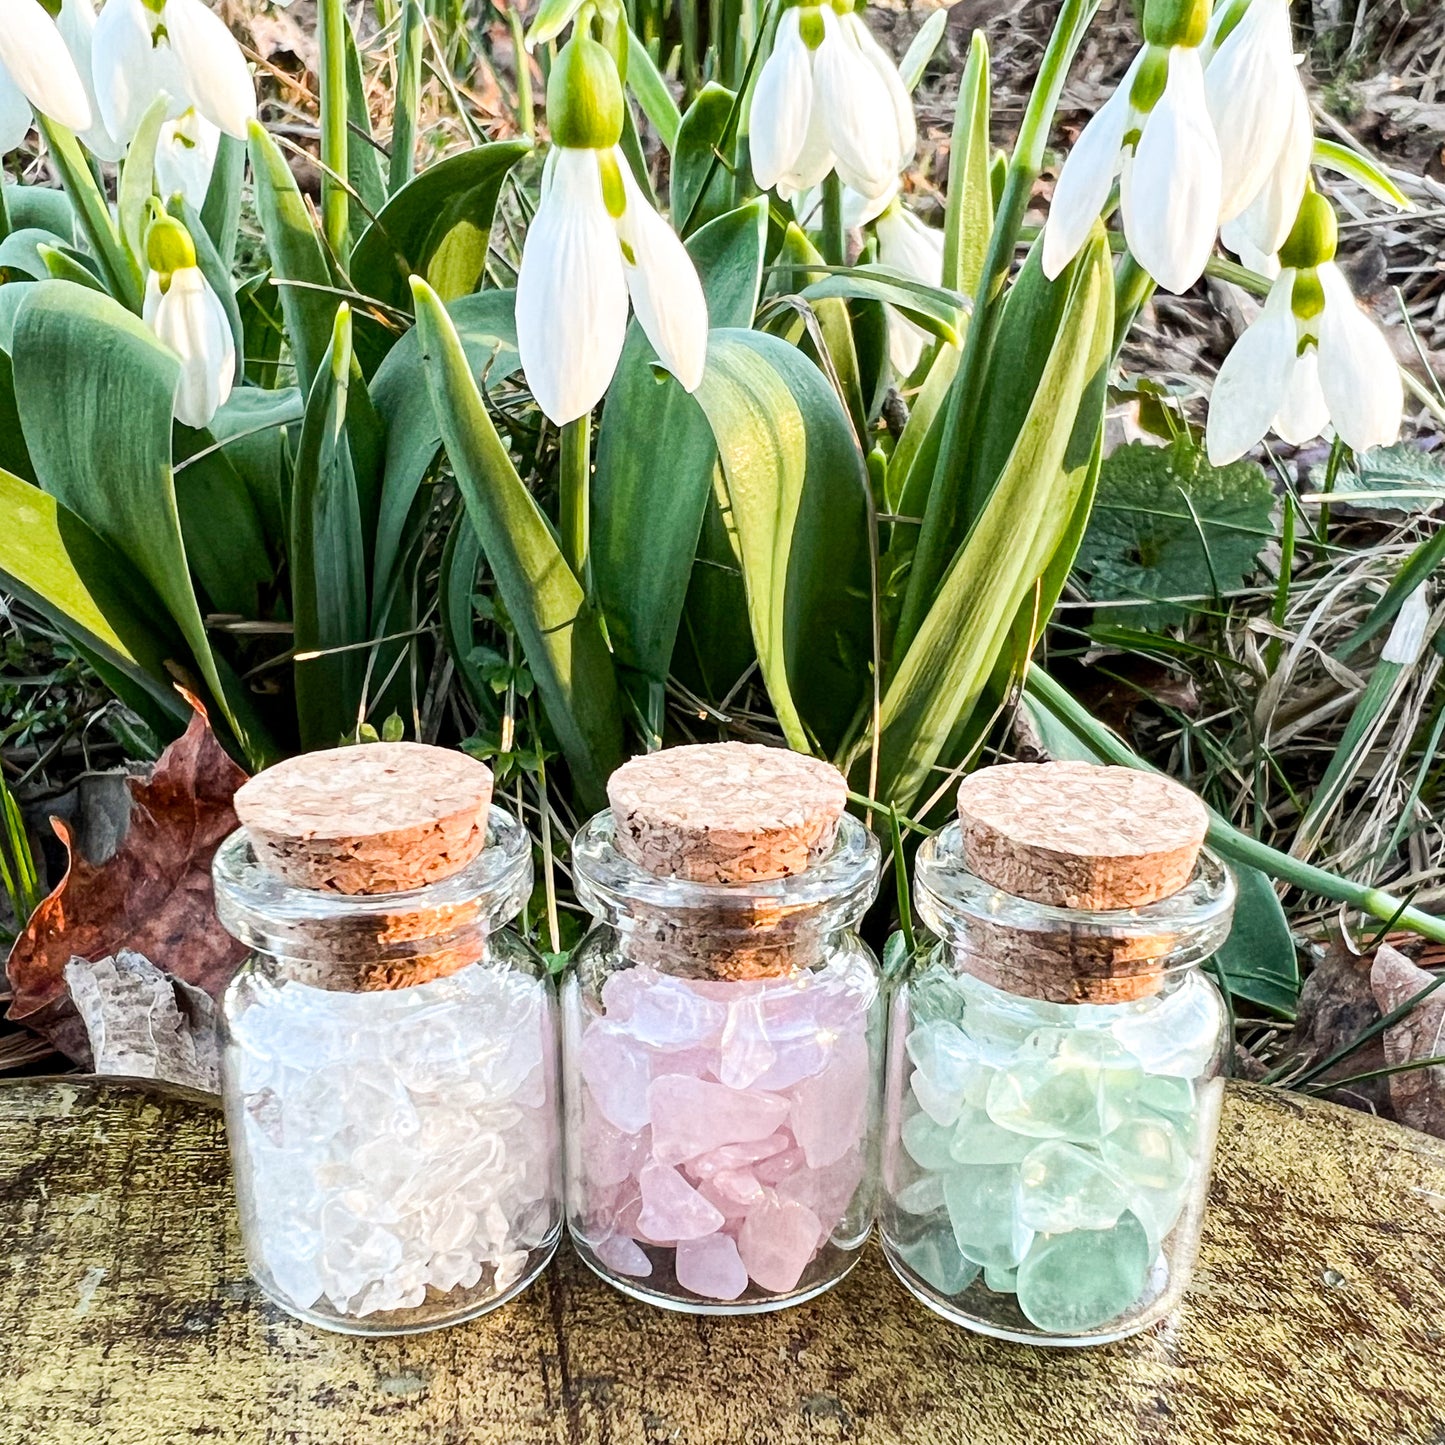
[2,1077,1444,1445]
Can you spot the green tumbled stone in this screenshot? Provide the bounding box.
[1016,1140,1132,1234]
[1102,1116,1191,1194]
[944,1164,1034,1270]
[902,1109,956,1171]
[983,1263,1018,1295]
[985,1028,1143,1143]
[1015,1211,1153,1334]
[949,1104,1034,1166]
[896,1228,982,1297]
[1138,1074,1196,1123]
[895,1172,947,1215]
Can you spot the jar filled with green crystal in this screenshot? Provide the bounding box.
[880,762,1235,1346]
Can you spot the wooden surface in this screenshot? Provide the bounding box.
[2,1078,1444,1445]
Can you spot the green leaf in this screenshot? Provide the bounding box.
[344,18,388,238]
[201,134,247,270]
[38,243,105,291]
[10,280,263,757]
[873,229,1113,810]
[671,84,736,236]
[411,277,623,809]
[2,186,74,240]
[236,271,286,388]
[899,8,948,91]
[0,228,70,280]
[350,142,530,310]
[439,511,497,719]
[203,385,303,544]
[798,265,966,346]
[117,96,168,265]
[942,31,993,296]
[1302,441,1445,510]
[1313,138,1411,212]
[369,288,520,618]
[1074,436,1275,628]
[248,119,338,396]
[627,29,683,150]
[291,305,370,747]
[593,199,768,730]
[691,328,873,755]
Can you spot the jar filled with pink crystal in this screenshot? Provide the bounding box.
[563,743,884,1313]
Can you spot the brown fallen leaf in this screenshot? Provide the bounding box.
[5,708,249,1061]
[1371,943,1445,1140]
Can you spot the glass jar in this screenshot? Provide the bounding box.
[213,804,561,1335]
[880,821,1236,1345]
[563,810,884,1313]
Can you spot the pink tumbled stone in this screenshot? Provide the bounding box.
[581,1108,648,1188]
[594,1232,653,1278]
[688,1133,790,1179]
[737,1197,822,1293]
[753,1145,806,1186]
[675,1232,749,1301]
[788,1032,870,1168]
[636,1160,725,1242]
[710,1167,766,1209]
[579,1022,652,1133]
[777,1145,864,1236]
[718,989,776,1088]
[648,1075,790,1165]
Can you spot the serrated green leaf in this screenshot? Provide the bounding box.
[1303,441,1445,509]
[1074,436,1275,629]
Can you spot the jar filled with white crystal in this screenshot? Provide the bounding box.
[213,743,560,1335]
[564,743,884,1313]
[880,762,1235,1346]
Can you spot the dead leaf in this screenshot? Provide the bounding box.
[6,709,249,1060]
[1288,937,1393,1118]
[1371,943,1445,1139]
[65,952,220,1095]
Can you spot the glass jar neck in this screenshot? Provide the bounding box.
[213,804,533,991]
[914,821,1235,1005]
[571,810,881,978]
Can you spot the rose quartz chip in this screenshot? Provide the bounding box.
[675,1232,749,1300]
[738,1197,822,1292]
[626,976,727,1050]
[719,989,776,1088]
[581,1110,648,1188]
[636,1160,725,1242]
[753,1146,806,1186]
[710,1168,766,1209]
[777,1145,864,1235]
[648,1075,790,1164]
[594,1232,653,1278]
[789,1032,870,1168]
[688,1133,790,1179]
[579,1022,651,1133]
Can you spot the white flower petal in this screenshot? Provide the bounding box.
[148,265,233,427]
[749,8,813,193]
[843,11,916,176]
[57,0,124,159]
[1205,270,1298,463]
[615,152,709,391]
[0,0,92,133]
[1229,76,1312,259]
[1270,344,1329,445]
[163,0,255,140]
[888,311,928,379]
[1124,46,1222,294]
[1042,49,1140,280]
[1206,0,1298,222]
[91,0,175,143]
[1315,261,1403,453]
[814,6,905,200]
[515,147,629,425]
[0,65,33,154]
[1219,215,1280,277]
[155,108,220,211]
[875,203,943,286]
[775,98,834,199]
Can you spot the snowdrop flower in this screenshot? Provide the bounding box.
[0,0,94,155]
[55,0,124,158]
[1044,0,1220,294]
[143,211,234,428]
[156,107,220,211]
[750,1,916,203]
[874,199,943,379]
[1205,0,1312,260]
[92,0,254,147]
[1207,190,1402,463]
[517,33,708,426]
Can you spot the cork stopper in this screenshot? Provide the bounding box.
[603,743,850,977]
[234,743,494,895]
[953,762,1211,1004]
[608,742,848,884]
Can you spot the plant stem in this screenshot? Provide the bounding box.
[1026,667,1445,945]
[319,0,351,256]
[560,414,592,587]
[505,0,534,137]
[821,171,845,268]
[390,0,425,190]
[1111,252,1155,359]
[893,0,1099,659]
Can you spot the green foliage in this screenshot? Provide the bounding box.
[1306,442,1445,510]
[1073,437,1275,629]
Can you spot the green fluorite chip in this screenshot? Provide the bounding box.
[1016,1141,1132,1234]
[944,1165,1033,1270]
[896,1228,982,1297]
[1016,1211,1153,1333]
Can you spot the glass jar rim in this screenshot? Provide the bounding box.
[213,802,532,963]
[572,808,881,929]
[915,819,1236,972]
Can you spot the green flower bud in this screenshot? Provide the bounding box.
[1142,0,1210,49]
[1128,44,1171,115]
[547,34,625,150]
[1278,189,1338,271]
[1291,268,1326,323]
[145,214,197,281]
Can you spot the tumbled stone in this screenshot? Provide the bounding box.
[901,1110,956,1171]
[737,1197,822,1292]
[648,1075,792,1165]
[944,1165,1033,1270]
[790,1032,869,1167]
[1109,973,1222,1078]
[675,1232,749,1300]
[896,1228,980,1297]
[1015,1211,1152,1334]
[948,1104,1034,1166]
[984,1028,1141,1142]
[1015,1140,1131,1234]
[983,1263,1018,1295]
[594,1231,653,1278]
[578,1022,652,1134]
[636,1160,725,1241]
